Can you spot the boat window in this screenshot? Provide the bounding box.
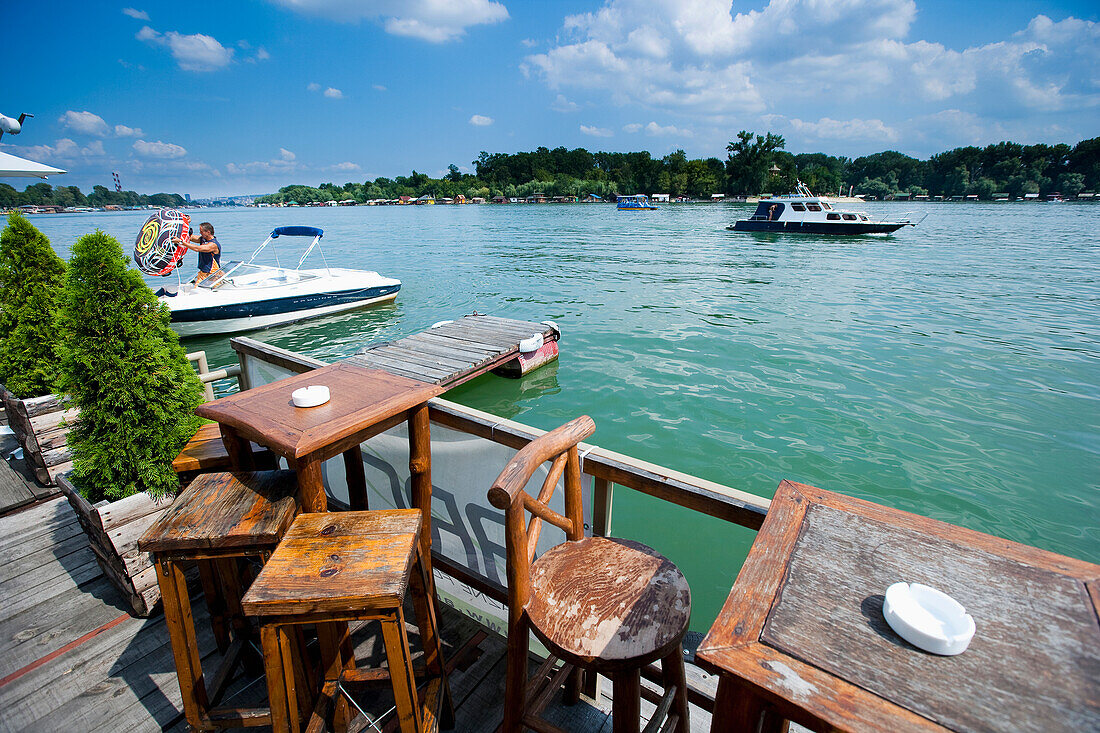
[821,202,832,210]
[806,203,822,211]
[791,203,806,211]
[859,214,868,221]
[842,213,857,221]
[826,213,841,220]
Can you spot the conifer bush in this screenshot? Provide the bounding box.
[58,229,204,502]
[0,213,67,398]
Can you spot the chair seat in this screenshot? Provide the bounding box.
[526,536,690,672]
[139,470,299,553]
[241,509,423,617]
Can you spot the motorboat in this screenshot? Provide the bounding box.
[617,194,658,211]
[729,182,916,234]
[157,226,400,337]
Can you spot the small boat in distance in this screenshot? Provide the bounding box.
[157,226,400,337]
[729,182,916,235]
[617,194,658,211]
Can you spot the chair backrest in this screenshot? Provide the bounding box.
[488,416,595,614]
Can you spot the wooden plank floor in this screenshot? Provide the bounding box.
[0,431,59,516]
[348,314,557,388]
[0,495,713,733]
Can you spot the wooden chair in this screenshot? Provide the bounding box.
[488,416,691,733]
[241,510,454,733]
[138,470,301,731]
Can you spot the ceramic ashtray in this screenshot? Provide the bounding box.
[883,582,975,656]
[291,385,330,408]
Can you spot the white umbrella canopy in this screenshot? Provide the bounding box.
[0,151,66,178]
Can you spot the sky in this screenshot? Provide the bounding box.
[3,0,1098,197]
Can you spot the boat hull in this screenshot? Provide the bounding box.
[729,220,907,235]
[168,289,398,337]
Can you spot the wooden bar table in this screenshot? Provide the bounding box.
[696,480,1100,733]
[195,363,443,539]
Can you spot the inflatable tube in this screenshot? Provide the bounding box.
[135,208,190,276]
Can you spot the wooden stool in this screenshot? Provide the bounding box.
[488,416,691,733]
[138,470,300,731]
[241,510,454,733]
[173,422,276,479]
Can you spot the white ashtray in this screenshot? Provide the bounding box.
[883,582,975,656]
[291,385,330,408]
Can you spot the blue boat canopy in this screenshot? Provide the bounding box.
[271,225,323,238]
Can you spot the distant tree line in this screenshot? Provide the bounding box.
[0,183,186,209]
[257,135,1100,205]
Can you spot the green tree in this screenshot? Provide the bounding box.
[1055,172,1085,196]
[57,230,204,502]
[725,131,786,194]
[0,214,67,398]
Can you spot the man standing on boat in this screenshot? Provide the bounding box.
[172,222,221,283]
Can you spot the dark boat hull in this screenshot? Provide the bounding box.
[729,220,907,235]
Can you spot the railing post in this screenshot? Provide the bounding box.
[591,476,613,538]
[187,351,215,402]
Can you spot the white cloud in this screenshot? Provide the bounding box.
[789,117,898,142]
[328,161,361,171]
[271,0,508,42]
[279,148,296,161]
[469,114,494,126]
[6,137,106,161]
[59,110,110,136]
[323,87,343,99]
[551,94,579,112]
[644,121,692,137]
[521,38,537,48]
[623,123,643,133]
[525,1,1100,153]
[137,26,234,71]
[122,8,149,20]
[133,139,187,158]
[373,84,387,91]
[114,124,144,137]
[580,125,614,137]
[307,82,321,91]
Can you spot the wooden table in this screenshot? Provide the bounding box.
[696,480,1100,733]
[195,363,443,533]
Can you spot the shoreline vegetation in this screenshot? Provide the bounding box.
[3,132,1098,210]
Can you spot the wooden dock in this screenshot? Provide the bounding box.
[348,314,558,387]
[0,493,714,732]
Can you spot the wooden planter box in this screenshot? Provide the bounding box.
[0,384,77,486]
[56,474,172,617]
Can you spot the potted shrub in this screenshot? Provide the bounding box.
[55,229,205,615]
[0,212,75,486]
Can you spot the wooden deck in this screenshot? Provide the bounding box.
[0,493,715,732]
[0,428,58,515]
[348,314,558,387]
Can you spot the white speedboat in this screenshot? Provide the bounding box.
[157,226,400,337]
[729,182,917,235]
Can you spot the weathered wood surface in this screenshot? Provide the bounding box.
[242,509,422,616]
[764,502,1100,733]
[697,480,1100,733]
[0,384,77,487]
[139,470,299,553]
[348,314,558,388]
[196,363,443,460]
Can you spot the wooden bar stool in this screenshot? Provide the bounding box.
[488,416,691,733]
[138,470,300,731]
[241,510,454,733]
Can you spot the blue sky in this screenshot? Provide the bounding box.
[3,0,1098,197]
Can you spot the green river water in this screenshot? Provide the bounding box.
[21,202,1100,629]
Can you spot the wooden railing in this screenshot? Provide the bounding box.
[187,351,243,402]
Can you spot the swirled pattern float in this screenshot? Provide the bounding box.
[134,208,190,276]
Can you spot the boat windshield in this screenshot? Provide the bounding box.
[197,262,320,290]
